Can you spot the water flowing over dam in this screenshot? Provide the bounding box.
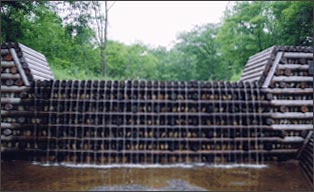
[1,42,313,190]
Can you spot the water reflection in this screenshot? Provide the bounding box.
[1,160,311,191]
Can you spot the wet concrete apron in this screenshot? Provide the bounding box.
[1,160,311,191]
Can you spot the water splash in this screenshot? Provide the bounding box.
[32,161,268,169]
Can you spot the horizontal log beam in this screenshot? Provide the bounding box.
[1,73,20,79]
[261,88,313,94]
[271,112,313,119]
[1,61,15,67]
[284,52,313,59]
[271,124,314,130]
[271,100,313,106]
[277,64,309,70]
[0,122,20,128]
[272,76,313,82]
[1,86,30,92]
[1,49,9,55]
[0,98,21,104]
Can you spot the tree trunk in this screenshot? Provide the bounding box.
[101,1,108,77]
[101,47,106,76]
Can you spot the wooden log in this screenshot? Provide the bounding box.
[1,86,30,92]
[29,68,54,79]
[0,98,21,104]
[284,52,313,59]
[4,103,14,110]
[5,79,14,86]
[243,59,270,73]
[271,112,313,119]
[19,47,48,65]
[1,128,13,136]
[282,136,304,142]
[1,73,21,79]
[1,48,9,55]
[247,52,273,64]
[271,100,313,106]
[262,52,283,88]
[272,76,313,82]
[283,68,291,76]
[301,105,309,113]
[33,74,47,80]
[15,79,24,86]
[240,71,263,81]
[261,88,313,94]
[2,68,10,73]
[248,46,275,60]
[18,43,46,58]
[1,123,20,129]
[9,48,30,86]
[4,53,13,61]
[23,54,49,67]
[279,105,288,113]
[9,66,18,74]
[271,124,313,130]
[23,60,53,75]
[1,61,15,67]
[277,64,309,70]
[245,56,273,68]
[241,65,266,77]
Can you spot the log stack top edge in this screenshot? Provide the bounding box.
[240,45,313,87]
[1,42,54,83]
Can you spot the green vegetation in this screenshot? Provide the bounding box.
[1,1,313,81]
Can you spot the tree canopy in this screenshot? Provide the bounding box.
[1,1,313,81]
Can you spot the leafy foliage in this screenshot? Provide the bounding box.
[1,1,312,81]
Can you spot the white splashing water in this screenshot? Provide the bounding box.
[32,162,267,169]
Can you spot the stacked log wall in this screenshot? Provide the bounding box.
[1,43,312,168]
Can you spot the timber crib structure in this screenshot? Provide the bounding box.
[1,42,313,186]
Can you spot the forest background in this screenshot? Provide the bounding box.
[1,1,313,81]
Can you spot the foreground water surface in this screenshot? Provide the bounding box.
[1,160,311,191]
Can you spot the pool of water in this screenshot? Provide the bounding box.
[1,160,311,191]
